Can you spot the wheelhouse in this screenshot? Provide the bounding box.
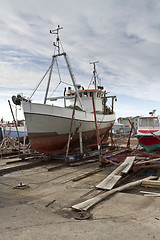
[139,117,159,128]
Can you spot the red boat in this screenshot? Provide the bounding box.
[137,116,160,152]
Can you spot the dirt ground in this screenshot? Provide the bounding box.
[0,145,160,240]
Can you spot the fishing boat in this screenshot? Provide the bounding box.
[0,120,27,139]
[137,112,160,152]
[12,26,116,154]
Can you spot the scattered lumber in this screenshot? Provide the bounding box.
[121,156,135,174]
[141,177,160,188]
[135,157,160,165]
[72,176,156,212]
[140,190,160,197]
[143,195,160,197]
[0,160,53,176]
[48,163,66,172]
[72,168,103,182]
[96,156,135,190]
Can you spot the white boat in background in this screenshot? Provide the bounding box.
[12,26,116,154]
[0,120,27,139]
[137,113,160,152]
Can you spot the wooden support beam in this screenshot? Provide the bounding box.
[72,168,103,182]
[91,92,102,162]
[96,156,135,190]
[0,160,53,176]
[72,176,156,212]
[65,95,77,159]
[141,177,160,188]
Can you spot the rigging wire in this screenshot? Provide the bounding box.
[50,82,61,95]
[29,34,59,100]
[59,39,65,53]
[60,81,74,87]
[29,65,51,100]
[50,56,74,96]
[29,32,75,100]
[88,75,94,89]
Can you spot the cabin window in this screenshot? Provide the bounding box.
[153,118,159,126]
[79,93,82,97]
[139,118,159,127]
[90,92,92,97]
[148,118,159,127]
[84,92,88,97]
[139,118,148,126]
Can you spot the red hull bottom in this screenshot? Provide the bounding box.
[28,128,110,154]
[137,135,160,152]
[138,136,160,146]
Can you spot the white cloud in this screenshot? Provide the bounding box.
[1,0,160,120]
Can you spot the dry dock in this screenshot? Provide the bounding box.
[0,143,160,239]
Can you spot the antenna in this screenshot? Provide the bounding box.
[90,61,99,89]
[50,25,63,54]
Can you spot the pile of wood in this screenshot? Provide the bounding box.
[0,133,31,156]
[71,151,160,213]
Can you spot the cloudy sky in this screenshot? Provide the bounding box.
[1,0,160,121]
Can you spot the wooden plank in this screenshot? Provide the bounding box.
[0,160,52,176]
[96,163,127,190]
[140,190,160,195]
[142,194,160,197]
[72,176,156,212]
[121,156,135,174]
[135,157,160,165]
[140,190,160,197]
[97,175,121,190]
[72,168,103,182]
[141,179,160,188]
[96,156,135,190]
[48,163,66,172]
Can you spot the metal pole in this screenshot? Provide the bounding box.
[63,53,84,110]
[90,61,99,90]
[44,56,55,104]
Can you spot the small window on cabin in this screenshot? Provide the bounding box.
[79,93,82,97]
[153,118,159,127]
[90,92,92,97]
[139,118,148,126]
[84,92,88,97]
[148,118,153,126]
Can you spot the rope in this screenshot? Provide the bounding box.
[50,57,74,96]
[29,65,51,99]
[88,75,94,88]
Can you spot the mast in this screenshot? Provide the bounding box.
[44,26,84,110]
[44,25,62,104]
[63,53,84,110]
[90,61,99,89]
[44,56,55,104]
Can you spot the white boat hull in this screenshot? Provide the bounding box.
[22,101,116,153]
